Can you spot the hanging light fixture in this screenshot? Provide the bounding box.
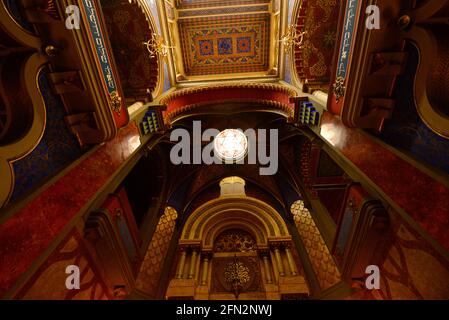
[214,129,248,163]
[279,25,307,54]
[143,33,174,58]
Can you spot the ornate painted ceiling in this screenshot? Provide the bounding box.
[178,13,270,76]
[163,0,285,84]
[293,0,341,85]
[101,0,161,101]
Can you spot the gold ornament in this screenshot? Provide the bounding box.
[109,91,122,115]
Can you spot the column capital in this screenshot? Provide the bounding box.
[201,251,213,260]
[259,249,271,258]
[282,241,293,250]
[269,242,282,251]
[190,245,201,253]
[179,243,201,252]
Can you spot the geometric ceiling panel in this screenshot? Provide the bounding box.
[163,0,283,84]
[178,13,270,76]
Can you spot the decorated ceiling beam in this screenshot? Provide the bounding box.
[160,83,296,124]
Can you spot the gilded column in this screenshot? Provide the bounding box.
[188,247,198,279]
[285,243,298,276]
[195,248,201,283]
[261,251,273,284]
[176,247,187,279]
[201,252,211,286]
[272,244,285,276]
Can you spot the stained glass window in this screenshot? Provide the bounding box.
[214,129,248,162]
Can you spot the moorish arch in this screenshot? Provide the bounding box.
[166,177,310,300]
[182,197,288,246]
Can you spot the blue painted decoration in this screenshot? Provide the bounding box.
[11,70,85,201]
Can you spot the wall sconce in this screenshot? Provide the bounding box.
[143,33,174,58]
[279,25,307,54]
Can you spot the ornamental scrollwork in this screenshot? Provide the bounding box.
[333,76,346,102]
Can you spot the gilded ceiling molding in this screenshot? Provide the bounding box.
[161,0,287,85]
[161,82,296,123]
[176,0,271,10]
[161,83,296,103]
[165,99,293,123]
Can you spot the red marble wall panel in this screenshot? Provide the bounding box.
[328,84,344,115]
[0,123,141,297]
[380,219,449,299]
[320,112,449,251]
[15,230,112,300]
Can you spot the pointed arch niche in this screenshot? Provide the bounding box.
[166,177,310,300]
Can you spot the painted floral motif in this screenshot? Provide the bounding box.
[294,0,341,82]
[225,261,251,284]
[199,39,214,55]
[11,70,84,201]
[179,14,270,75]
[218,38,233,55]
[237,37,252,53]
